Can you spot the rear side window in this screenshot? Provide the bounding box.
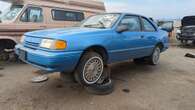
[141,17,156,32]
[52,9,84,21]
[20,7,43,22]
[119,16,141,31]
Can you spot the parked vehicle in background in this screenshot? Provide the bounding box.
[176,16,195,45]
[0,0,105,61]
[15,13,169,86]
[157,20,174,37]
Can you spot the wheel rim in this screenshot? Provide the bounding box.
[83,56,104,84]
[152,47,160,65]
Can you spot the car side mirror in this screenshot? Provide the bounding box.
[116,25,129,33]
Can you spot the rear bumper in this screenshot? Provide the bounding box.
[15,44,82,73]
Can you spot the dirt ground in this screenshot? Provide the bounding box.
[0,46,195,110]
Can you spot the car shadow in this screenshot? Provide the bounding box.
[1,61,160,108]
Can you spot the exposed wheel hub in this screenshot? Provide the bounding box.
[83,57,103,84]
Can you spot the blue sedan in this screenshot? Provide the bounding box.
[15,13,169,85]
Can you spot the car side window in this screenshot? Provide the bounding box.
[20,7,43,22]
[141,17,156,32]
[119,16,141,32]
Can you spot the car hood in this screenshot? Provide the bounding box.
[25,27,107,39]
[182,16,195,27]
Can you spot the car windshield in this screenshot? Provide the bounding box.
[1,5,23,21]
[79,14,120,29]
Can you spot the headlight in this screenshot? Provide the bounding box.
[40,39,67,50]
[20,35,25,43]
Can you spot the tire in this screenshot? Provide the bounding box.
[148,46,161,65]
[181,40,188,45]
[176,35,180,40]
[84,78,114,95]
[60,72,76,83]
[96,66,111,84]
[0,51,9,61]
[74,52,104,86]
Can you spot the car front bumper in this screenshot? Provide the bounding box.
[178,34,195,40]
[15,44,82,73]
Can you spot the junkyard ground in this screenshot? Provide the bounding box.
[0,46,195,110]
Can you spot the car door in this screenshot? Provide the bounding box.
[110,15,144,62]
[139,17,158,56]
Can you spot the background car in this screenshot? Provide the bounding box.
[176,16,195,45]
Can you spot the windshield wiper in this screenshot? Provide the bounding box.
[83,23,105,29]
[83,24,96,28]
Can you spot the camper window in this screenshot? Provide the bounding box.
[20,7,43,22]
[51,9,84,21]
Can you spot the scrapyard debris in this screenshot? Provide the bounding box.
[31,75,49,83]
[122,88,130,93]
[185,53,195,58]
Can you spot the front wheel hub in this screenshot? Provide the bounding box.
[83,57,104,84]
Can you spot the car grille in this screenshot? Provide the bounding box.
[182,27,195,32]
[24,41,39,47]
[23,36,41,49]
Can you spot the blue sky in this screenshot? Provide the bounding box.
[104,0,195,19]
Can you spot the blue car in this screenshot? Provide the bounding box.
[15,13,169,85]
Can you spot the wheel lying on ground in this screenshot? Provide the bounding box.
[84,66,114,95]
[84,78,114,95]
[148,46,161,65]
[74,52,104,86]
